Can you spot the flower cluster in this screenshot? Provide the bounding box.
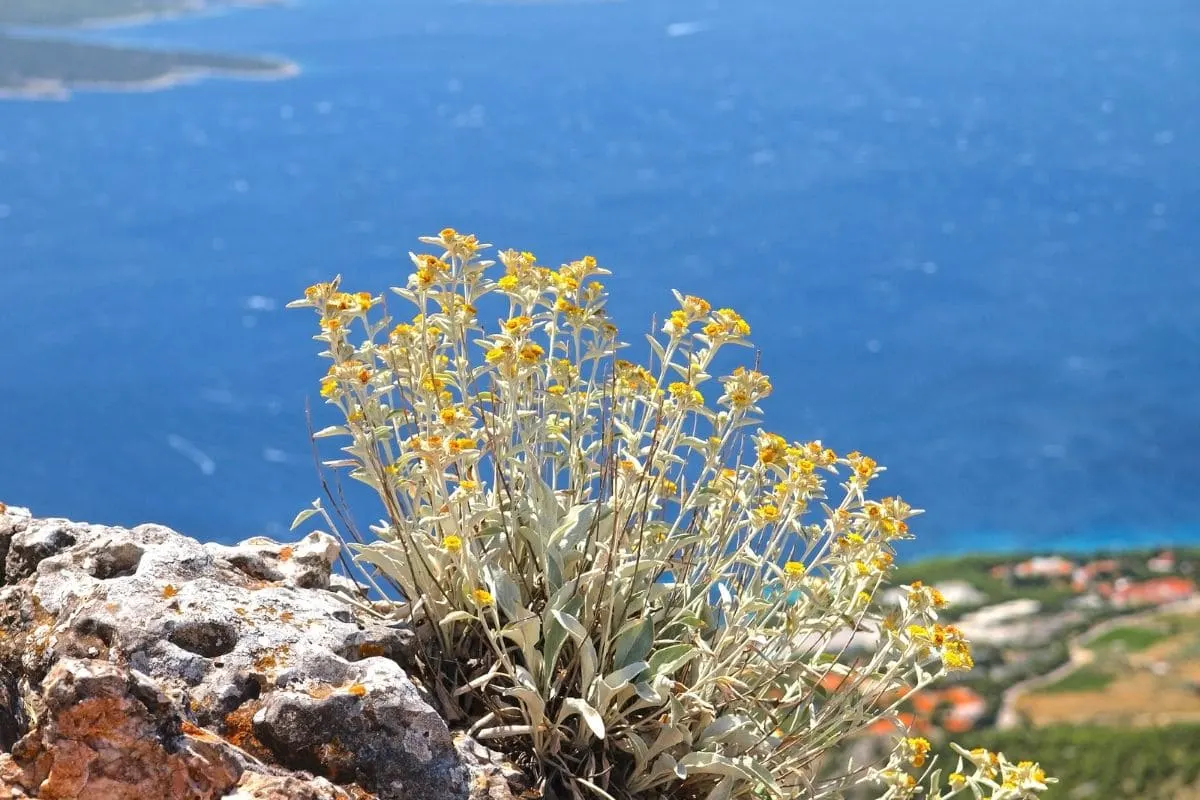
[290,230,1050,800]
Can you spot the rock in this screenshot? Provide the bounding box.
[0,505,514,800]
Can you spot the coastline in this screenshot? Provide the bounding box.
[0,59,299,102]
[0,0,287,31]
[0,0,297,102]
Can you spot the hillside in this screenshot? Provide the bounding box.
[0,0,292,98]
[0,0,280,28]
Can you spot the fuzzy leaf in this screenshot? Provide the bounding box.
[648,643,698,678]
[559,697,606,740]
[678,752,780,795]
[549,502,597,552]
[312,425,348,438]
[289,508,319,531]
[613,617,654,669]
[551,609,588,642]
[504,687,546,731]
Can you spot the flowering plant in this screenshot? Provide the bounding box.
[290,230,1051,800]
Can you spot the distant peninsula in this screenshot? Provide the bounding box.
[0,0,296,100]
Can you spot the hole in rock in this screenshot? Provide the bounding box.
[169,621,239,658]
[74,617,117,647]
[87,543,145,579]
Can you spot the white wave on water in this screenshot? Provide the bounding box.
[244,295,277,311]
[666,20,708,38]
[166,434,216,475]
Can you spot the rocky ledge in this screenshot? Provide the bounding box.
[0,505,515,800]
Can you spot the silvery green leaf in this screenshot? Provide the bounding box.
[322,458,359,468]
[525,465,561,526]
[574,777,618,800]
[703,778,735,800]
[579,638,599,697]
[438,610,476,627]
[549,502,597,552]
[633,681,665,703]
[503,687,546,731]
[551,609,588,642]
[289,508,319,531]
[648,643,698,678]
[603,660,649,689]
[476,724,536,740]
[312,425,348,438]
[677,752,780,794]
[559,697,605,740]
[617,730,650,768]
[646,725,689,762]
[487,570,523,621]
[546,545,565,593]
[613,617,653,669]
[645,333,666,361]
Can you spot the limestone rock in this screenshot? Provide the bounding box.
[0,505,514,800]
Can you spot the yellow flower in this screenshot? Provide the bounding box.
[496,274,520,291]
[663,308,691,337]
[783,561,805,578]
[304,282,333,302]
[948,773,966,789]
[755,504,780,523]
[668,381,703,406]
[485,345,511,363]
[503,315,533,333]
[702,308,751,339]
[943,640,974,671]
[681,294,711,320]
[473,588,494,607]
[902,736,931,768]
[518,342,544,364]
[320,378,338,398]
[756,433,787,465]
[546,384,566,396]
[443,535,462,553]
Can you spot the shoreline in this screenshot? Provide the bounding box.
[0,0,287,32]
[0,59,299,102]
[0,0,298,102]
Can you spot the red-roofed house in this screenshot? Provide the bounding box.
[1013,556,1075,581]
[1111,577,1196,608]
[1148,551,1176,574]
[1072,559,1120,592]
[910,685,988,734]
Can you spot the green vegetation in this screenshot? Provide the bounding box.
[0,0,258,27]
[1089,625,1168,652]
[0,34,285,95]
[1035,665,1115,694]
[939,725,1200,799]
[891,553,1077,615]
[0,1,290,98]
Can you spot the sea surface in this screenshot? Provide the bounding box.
[1,0,1198,556]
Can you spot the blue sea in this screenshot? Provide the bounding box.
[1,0,1198,557]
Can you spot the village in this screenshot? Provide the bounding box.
[880,547,1200,738]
